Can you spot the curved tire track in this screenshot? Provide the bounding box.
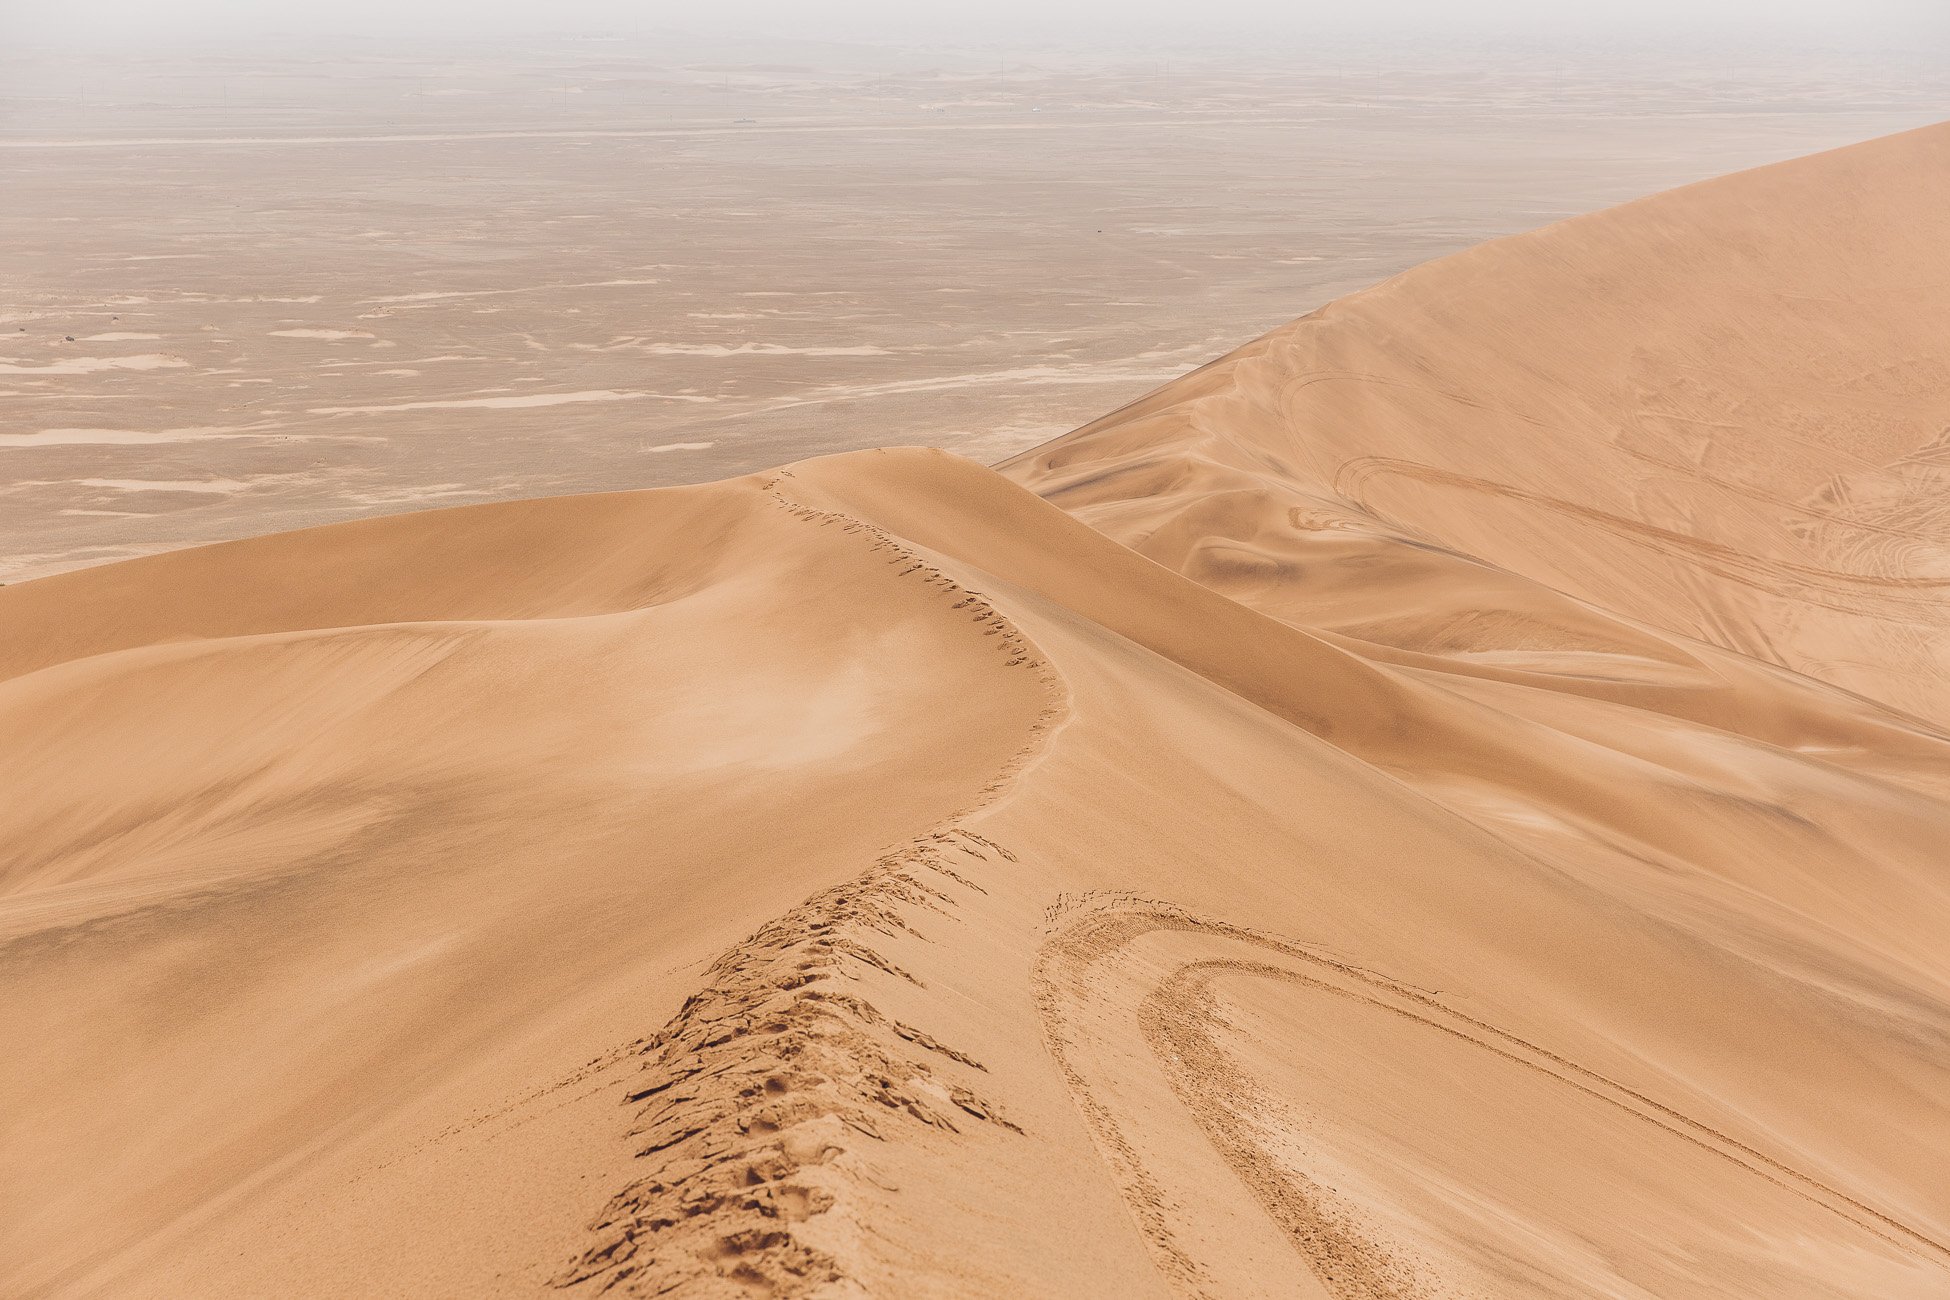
[1034,894,1950,1298]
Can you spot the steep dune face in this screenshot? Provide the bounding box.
[7,126,1950,1299]
[1004,122,1950,728]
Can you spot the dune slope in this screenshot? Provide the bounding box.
[1004,121,1950,729]
[5,125,1950,1298]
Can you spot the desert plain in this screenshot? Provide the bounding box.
[3,33,1944,579]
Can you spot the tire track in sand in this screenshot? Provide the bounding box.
[1034,893,1950,1298]
[1333,456,1950,618]
[551,471,1072,1297]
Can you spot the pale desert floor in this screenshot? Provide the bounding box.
[2,34,1943,580]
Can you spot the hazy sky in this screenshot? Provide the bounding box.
[7,0,1948,48]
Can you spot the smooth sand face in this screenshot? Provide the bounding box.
[1002,122,1950,731]
[3,34,1944,582]
[3,84,1950,1300]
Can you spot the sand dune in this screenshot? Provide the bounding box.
[1003,123,1950,729]
[5,126,1950,1297]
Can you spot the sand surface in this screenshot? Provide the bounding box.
[5,122,1950,1297]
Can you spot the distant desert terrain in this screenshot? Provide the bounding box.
[3,35,1943,580]
[4,117,1950,1297]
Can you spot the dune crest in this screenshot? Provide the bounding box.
[6,125,1950,1298]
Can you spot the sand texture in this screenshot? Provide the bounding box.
[4,125,1950,1298]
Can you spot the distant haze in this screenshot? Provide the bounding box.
[8,0,1948,48]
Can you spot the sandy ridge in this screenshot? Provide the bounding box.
[550,472,1073,1295]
